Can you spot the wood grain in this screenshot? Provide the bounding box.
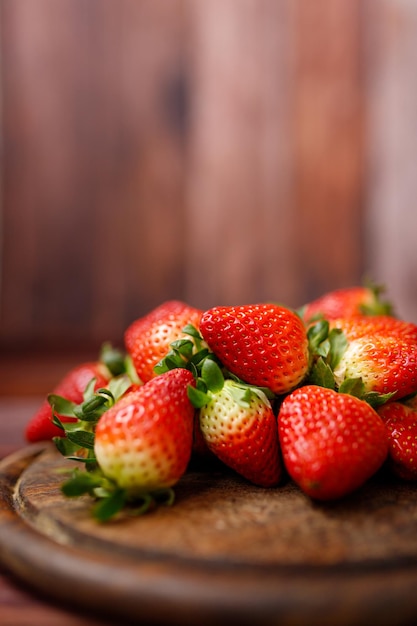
[0,0,374,356]
[1,0,417,355]
[293,0,364,301]
[2,445,417,625]
[363,0,417,324]
[185,0,298,309]
[0,0,188,350]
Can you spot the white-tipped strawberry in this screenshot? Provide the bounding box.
[94,368,195,493]
[196,378,281,487]
[61,368,196,520]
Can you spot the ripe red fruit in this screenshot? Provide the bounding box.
[124,300,203,383]
[278,385,389,500]
[94,368,196,494]
[301,285,393,324]
[378,399,417,480]
[199,380,281,487]
[25,362,111,443]
[329,315,417,343]
[199,304,309,395]
[333,333,417,401]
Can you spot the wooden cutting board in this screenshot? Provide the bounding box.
[2,444,417,626]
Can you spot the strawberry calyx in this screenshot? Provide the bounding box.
[306,319,394,408]
[50,342,141,465]
[337,377,395,409]
[60,466,175,522]
[306,319,347,389]
[153,323,210,376]
[100,342,141,384]
[187,353,275,412]
[359,279,395,317]
[51,374,134,464]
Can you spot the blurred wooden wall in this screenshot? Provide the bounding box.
[0,0,416,357]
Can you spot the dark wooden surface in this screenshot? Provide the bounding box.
[2,378,417,626]
[0,397,124,626]
[4,433,417,626]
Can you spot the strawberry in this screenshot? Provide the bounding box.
[25,361,111,443]
[378,398,417,480]
[329,315,417,343]
[332,333,417,401]
[278,385,389,500]
[124,300,203,383]
[199,304,309,395]
[198,379,281,487]
[301,284,393,324]
[94,368,196,496]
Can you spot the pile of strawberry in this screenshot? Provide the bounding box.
[25,284,417,521]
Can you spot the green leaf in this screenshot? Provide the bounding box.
[327,328,348,370]
[338,377,365,397]
[183,323,207,352]
[93,489,127,522]
[108,374,133,401]
[56,420,90,433]
[97,387,114,400]
[53,436,81,457]
[100,342,127,376]
[153,359,169,375]
[201,358,224,393]
[307,320,330,354]
[66,456,97,465]
[316,338,330,359]
[83,377,97,402]
[187,384,211,409]
[187,361,199,379]
[228,383,252,408]
[195,377,208,393]
[249,386,272,406]
[73,394,108,420]
[360,278,395,317]
[170,339,194,360]
[67,430,95,450]
[51,414,65,431]
[362,390,396,409]
[61,470,103,497]
[308,357,336,389]
[154,350,185,374]
[182,323,202,339]
[124,355,142,384]
[189,348,211,366]
[48,394,77,417]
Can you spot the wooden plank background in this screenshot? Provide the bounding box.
[0,0,416,359]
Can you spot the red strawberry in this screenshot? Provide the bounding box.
[125,300,203,383]
[94,368,196,495]
[301,284,393,324]
[198,380,281,487]
[199,304,309,395]
[25,362,111,443]
[332,333,417,401]
[378,399,417,480]
[278,385,389,500]
[329,315,417,343]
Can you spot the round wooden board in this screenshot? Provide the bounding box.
[2,445,417,625]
